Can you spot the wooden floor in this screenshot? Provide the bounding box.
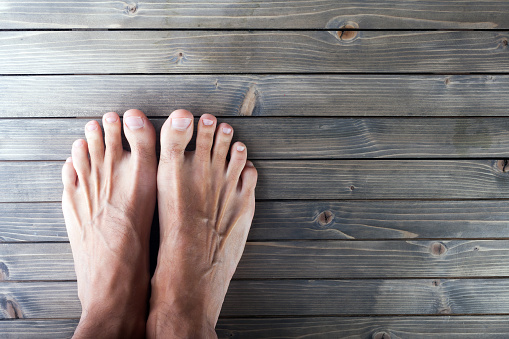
[2,1,509,338]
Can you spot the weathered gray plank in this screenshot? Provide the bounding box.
[3,316,509,339]
[3,160,509,202]
[2,75,508,118]
[3,200,509,242]
[216,316,509,339]
[2,117,508,160]
[1,31,508,74]
[4,279,509,318]
[1,1,508,29]
[3,241,509,281]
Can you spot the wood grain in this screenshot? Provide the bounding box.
[4,279,509,318]
[4,200,509,242]
[3,316,509,338]
[3,241,509,281]
[3,160,509,202]
[216,316,509,339]
[1,31,508,74]
[3,75,508,118]
[2,117,509,160]
[1,1,508,29]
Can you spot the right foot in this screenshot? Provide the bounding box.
[147,110,258,338]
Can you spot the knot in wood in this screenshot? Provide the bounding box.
[438,306,452,314]
[432,279,440,287]
[317,210,334,226]
[0,296,23,319]
[502,38,508,47]
[337,22,359,42]
[497,159,508,172]
[372,331,391,339]
[430,242,447,256]
[126,3,138,15]
[444,77,451,85]
[0,262,8,280]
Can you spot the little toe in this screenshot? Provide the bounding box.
[71,139,91,183]
[194,114,217,162]
[212,123,234,166]
[85,120,104,167]
[240,160,258,195]
[227,142,247,180]
[62,157,77,190]
[123,109,157,165]
[102,112,123,161]
[160,109,194,163]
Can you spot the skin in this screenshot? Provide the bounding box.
[61,109,257,339]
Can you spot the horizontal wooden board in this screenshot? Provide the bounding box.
[3,75,509,118]
[3,200,509,242]
[1,1,508,29]
[3,316,509,339]
[216,316,509,339]
[1,31,508,74]
[3,241,509,281]
[2,160,509,202]
[2,117,509,160]
[3,279,509,318]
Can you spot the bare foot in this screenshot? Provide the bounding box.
[61,109,157,338]
[147,110,257,338]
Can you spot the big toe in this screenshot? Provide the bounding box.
[123,109,157,165]
[160,109,194,164]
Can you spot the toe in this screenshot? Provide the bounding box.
[102,112,123,161]
[85,120,104,168]
[62,157,77,189]
[212,123,233,166]
[194,114,217,161]
[71,139,91,183]
[227,142,247,180]
[240,160,258,194]
[123,109,157,165]
[160,109,194,163]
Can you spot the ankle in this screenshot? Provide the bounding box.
[147,307,217,339]
[73,307,146,339]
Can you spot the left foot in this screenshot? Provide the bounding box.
[61,109,157,338]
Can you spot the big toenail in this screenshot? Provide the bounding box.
[86,122,98,131]
[125,116,144,130]
[171,118,192,131]
[203,118,214,126]
[66,157,72,163]
[105,116,118,123]
[237,145,245,152]
[222,127,232,134]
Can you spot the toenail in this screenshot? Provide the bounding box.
[246,160,254,167]
[171,118,192,131]
[237,145,245,152]
[222,127,232,134]
[73,139,84,147]
[203,118,214,126]
[105,114,118,123]
[86,122,98,131]
[124,116,144,130]
[66,157,72,163]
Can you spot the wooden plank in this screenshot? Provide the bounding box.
[216,316,509,339]
[1,1,508,29]
[3,75,509,118]
[2,316,509,339]
[1,31,508,74]
[3,200,509,242]
[4,279,509,318]
[0,319,78,338]
[3,117,509,160]
[3,241,509,281]
[3,160,509,202]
